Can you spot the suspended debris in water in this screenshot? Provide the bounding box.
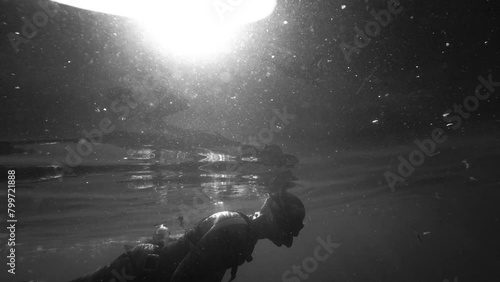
[462,159,470,169]
[415,231,423,244]
[429,151,441,157]
[178,215,185,229]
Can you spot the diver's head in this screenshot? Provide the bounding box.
[258,192,305,247]
[259,145,299,168]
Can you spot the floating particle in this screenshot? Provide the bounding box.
[414,231,423,244]
[462,159,470,169]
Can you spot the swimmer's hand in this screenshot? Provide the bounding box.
[152,224,172,245]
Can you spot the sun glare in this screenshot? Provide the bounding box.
[52,0,277,58]
[136,2,238,58]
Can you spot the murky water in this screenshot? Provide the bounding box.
[1,131,499,282]
[1,0,500,282]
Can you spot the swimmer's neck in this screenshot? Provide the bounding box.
[248,211,272,240]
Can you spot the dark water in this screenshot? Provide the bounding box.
[2,131,499,282]
[1,0,500,282]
